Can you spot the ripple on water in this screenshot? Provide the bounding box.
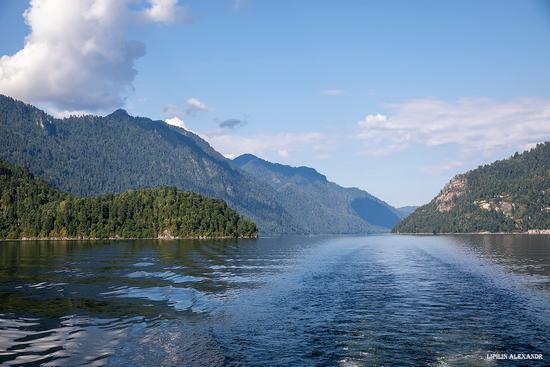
[125,271,204,283]
[1,235,549,366]
[26,282,67,290]
[101,286,221,313]
[0,314,146,366]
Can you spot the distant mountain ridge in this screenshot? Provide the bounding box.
[0,94,402,234]
[396,206,418,217]
[234,154,327,183]
[394,142,550,233]
[233,153,402,232]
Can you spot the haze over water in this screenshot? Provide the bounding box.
[0,235,549,366]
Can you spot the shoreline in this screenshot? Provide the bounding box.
[3,231,549,241]
[394,230,550,235]
[0,235,258,242]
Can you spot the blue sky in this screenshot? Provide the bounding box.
[1,0,550,207]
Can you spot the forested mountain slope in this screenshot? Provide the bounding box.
[394,142,550,233]
[0,95,294,234]
[0,95,403,234]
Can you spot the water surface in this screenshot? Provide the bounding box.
[0,235,549,366]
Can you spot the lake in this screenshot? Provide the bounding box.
[0,235,549,366]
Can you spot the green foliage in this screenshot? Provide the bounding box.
[0,95,402,234]
[394,142,550,233]
[0,95,294,234]
[0,159,257,239]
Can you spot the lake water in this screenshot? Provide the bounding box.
[0,235,549,366]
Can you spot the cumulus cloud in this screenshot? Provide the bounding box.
[0,0,187,112]
[356,97,550,156]
[320,89,344,96]
[165,116,187,129]
[219,118,246,129]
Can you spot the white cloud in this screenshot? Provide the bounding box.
[49,109,91,119]
[361,113,387,124]
[165,116,187,129]
[161,97,209,122]
[141,0,189,23]
[0,0,187,112]
[522,142,539,151]
[186,97,209,114]
[357,97,550,156]
[277,149,289,158]
[320,89,344,96]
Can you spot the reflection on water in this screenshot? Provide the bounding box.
[0,235,549,366]
[453,235,550,290]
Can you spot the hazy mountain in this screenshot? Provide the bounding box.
[0,95,296,234]
[394,142,550,233]
[396,206,418,217]
[233,154,401,232]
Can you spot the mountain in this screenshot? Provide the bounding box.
[394,142,550,233]
[0,95,401,235]
[396,206,418,217]
[0,159,257,239]
[233,154,402,233]
[0,95,297,234]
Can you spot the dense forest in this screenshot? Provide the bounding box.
[0,95,294,234]
[0,159,257,239]
[0,95,401,234]
[394,142,550,233]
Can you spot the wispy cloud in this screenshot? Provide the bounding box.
[219,118,246,129]
[200,131,330,160]
[185,97,209,115]
[162,104,182,117]
[360,114,387,123]
[162,96,210,123]
[356,97,550,156]
[277,149,289,158]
